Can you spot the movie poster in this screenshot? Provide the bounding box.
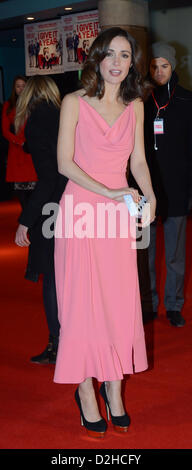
[61,10,100,71]
[24,20,63,76]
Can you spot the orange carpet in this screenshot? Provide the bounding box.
[1,200,192,454]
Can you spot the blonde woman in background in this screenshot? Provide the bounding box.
[15,75,67,364]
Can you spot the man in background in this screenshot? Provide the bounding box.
[137,42,192,327]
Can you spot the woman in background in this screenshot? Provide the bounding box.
[14,76,67,364]
[1,75,37,209]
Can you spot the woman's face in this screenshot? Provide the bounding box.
[100,36,132,86]
[15,79,26,96]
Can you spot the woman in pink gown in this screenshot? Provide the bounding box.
[54,27,156,437]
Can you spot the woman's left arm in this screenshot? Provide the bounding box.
[130,99,156,223]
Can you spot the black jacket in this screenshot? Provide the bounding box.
[144,71,192,218]
[19,101,67,278]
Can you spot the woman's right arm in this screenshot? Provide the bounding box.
[2,102,24,146]
[57,94,139,202]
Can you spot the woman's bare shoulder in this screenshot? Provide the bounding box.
[61,89,86,108]
[73,88,86,97]
[61,92,78,114]
[132,98,144,119]
[133,97,143,108]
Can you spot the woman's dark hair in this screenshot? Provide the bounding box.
[81,27,150,103]
[7,75,27,114]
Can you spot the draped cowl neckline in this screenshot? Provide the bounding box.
[78,95,131,130]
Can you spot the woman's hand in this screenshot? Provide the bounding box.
[138,195,156,227]
[107,187,140,203]
[15,224,30,247]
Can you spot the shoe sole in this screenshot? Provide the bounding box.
[86,430,106,438]
[30,359,56,364]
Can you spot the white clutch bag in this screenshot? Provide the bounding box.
[124,195,147,217]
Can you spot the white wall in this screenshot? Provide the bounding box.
[150,7,192,90]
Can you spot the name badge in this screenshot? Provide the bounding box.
[154,118,164,135]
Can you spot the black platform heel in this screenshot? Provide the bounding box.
[99,382,130,432]
[74,388,107,438]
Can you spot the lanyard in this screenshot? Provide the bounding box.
[152,85,176,150]
[152,86,176,117]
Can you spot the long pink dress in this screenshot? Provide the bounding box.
[54,96,148,384]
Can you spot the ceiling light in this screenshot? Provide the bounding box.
[64,7,72,10]
[26,17,35,21]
